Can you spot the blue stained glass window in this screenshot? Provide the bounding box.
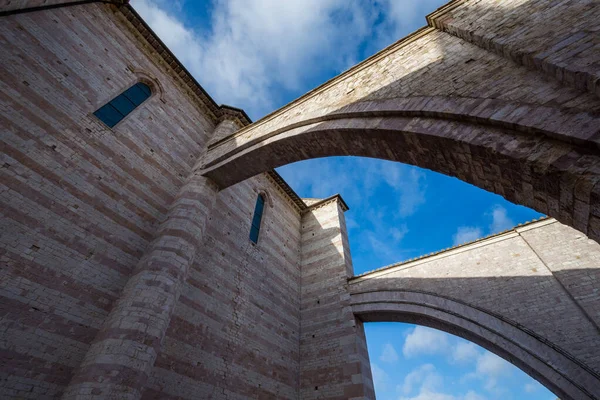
[111,95,135,116]
[94,82,151,128]
[123,84,150,106]
[249,194,265,244]
[93,104,122,128]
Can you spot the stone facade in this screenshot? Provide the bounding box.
[0,1,599,400]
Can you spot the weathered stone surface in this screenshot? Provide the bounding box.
[1,1,600,400]
[0,0,123,14]
[431,0,600,98]
[142,173,303,399]
[0,3,216,398]
[350,220,600,400]
[300,197,374,400]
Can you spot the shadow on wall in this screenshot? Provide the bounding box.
[202,0,600,242]
[349,269,600,400]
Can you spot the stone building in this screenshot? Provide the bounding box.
[0,1,599,399]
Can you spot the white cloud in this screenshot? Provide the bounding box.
[356,161,427,218]
[365,226,411,263]
[400,391,457,400]
[390,225,409,241]
[131,0,396,119]
[277,158,359,200]
[489,205,515,233]
[463,391,487,400]
[452,226,483,246]
[380,343,399,363]
[371,0,451,51]
[371,362,390,392]
[399,364,442,395]
[403,326,449,358]
[380,164,427,217]
[451,342,480,364]
[398,365,488,400]
[345,216,359,230]
[475,352,511,378]
[400,388,487,400]
[460,351,512,395]
[397,168,427,217]
[451,205,517,246]
[524,380,541,393]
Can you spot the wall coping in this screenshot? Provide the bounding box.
[350,217,553,282]
[265,170,307,212]
[302,194,349,213]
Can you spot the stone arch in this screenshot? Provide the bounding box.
[350,289,600,400]
[201,106,600,242]
[129,68,166,102]
[254,187,274,209]
[199,0,600,243]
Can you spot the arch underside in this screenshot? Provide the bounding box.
[351,290,600,400]
[201,105,600,243]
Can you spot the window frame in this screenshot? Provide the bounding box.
[249,193,266,245]
[93,81,153,129]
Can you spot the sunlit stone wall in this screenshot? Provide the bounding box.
[350,219,600,399]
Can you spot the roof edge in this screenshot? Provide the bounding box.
[265,170,307,212]
[0,0,125,16]
[303,194,349,213]
[119,4,251,126]
[350,216,552,281]
[426,0,469,28]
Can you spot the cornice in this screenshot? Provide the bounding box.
[426,0,469,28]
[265,170,307,212]
[303,194,349,214]
[218,105,252,129]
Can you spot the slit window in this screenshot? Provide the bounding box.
[249,194,265,244]
[94,82,151,128]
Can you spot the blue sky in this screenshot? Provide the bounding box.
[132,1,551,399]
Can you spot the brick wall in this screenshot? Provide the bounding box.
[299,198,374,400]
[0,0,108,14]
[143,174,303,399]
[433,0,600,97]
[0,3,216,397]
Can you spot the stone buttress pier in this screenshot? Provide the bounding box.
[61,120,240,399]
[300,196,375,399]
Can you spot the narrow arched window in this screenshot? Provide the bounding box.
[94,82,151,128]
[249,194,265,244]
